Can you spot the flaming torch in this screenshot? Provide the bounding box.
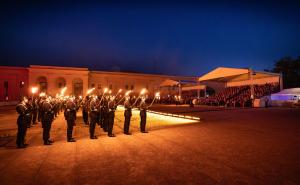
[99,87,109,103]
[115,89,122,97]
[60,87,67,96]
[148,92,160,107]
[86,87,95,95]
[39,92,46,97]
[116,90,131,104]
[31,87,38,95]
[132,88,147,107]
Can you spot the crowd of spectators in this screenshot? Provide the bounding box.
[196,83,280,107]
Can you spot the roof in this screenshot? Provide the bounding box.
[30,65,89,71]
[159,79,198,87]
[198,67,280,82]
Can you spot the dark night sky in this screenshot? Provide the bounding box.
[1,1,300,76]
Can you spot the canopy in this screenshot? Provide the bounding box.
[198,67,280,82]
[160,79,179,87]
[182,85,206,91]
[160,79,197,87]
[198,67,249,81]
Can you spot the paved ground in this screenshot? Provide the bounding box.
[0,105,299,185]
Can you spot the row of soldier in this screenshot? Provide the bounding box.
[16,92,151,148]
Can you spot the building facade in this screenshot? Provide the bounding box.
[0,66,28,104]
[0,65,197,104]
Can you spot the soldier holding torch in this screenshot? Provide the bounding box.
[123,91,132,135]
[64,96,77,142]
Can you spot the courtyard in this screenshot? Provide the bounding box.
[0,105,299,185]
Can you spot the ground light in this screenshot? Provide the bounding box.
[117,106,200,124]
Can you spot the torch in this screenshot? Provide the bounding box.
[148,92,160,107]
[86,87,95,95]
[60,87,67,96]
[99,88,108,103]
[39,92,46,97]
[114,89,122,97]
[116,90,131,105]
[31,87,38,98]
[132,88,147,107]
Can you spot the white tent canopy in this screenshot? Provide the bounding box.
[182,85,206,91]
[198,67,249,81]
[160,79,179,87]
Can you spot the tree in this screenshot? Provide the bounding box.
[272,56,300,89]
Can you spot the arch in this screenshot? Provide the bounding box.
[55,77,67,89]
[36,76,47,92]
[72,78,83,96]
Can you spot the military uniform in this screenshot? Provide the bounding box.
[82,97,90,125]
[64,99,77,142]
[102,98,109,132]
[26,100,33,128]
[139,100,148,133]
[123,98,132,135]
[31,98,38,124]
[89,98,99,139]
[37,98,43,123]
[108,98,116,137]
[16,101,30,148]
[41,99,54,145]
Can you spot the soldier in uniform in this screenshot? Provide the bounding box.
[26,98,33,128]
[139,96,148,133]
[107,96,117,137]
[102,96,109,132]
[37,97,43,123]
[16,97,30,148]
[89,96,99,139]
[41,97,55,145]
[123,96,132,135]
[82,96,90,125]
[64,97,77,142]
[31,97,38,125]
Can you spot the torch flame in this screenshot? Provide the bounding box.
[39,92,46,97]
[31,87,38,94]
[125,90,131,96]
[87,88,95,95]
[140,88,146,95]
[60,87,67,95]
[103,88,108,93]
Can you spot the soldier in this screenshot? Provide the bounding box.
[31,97,38,125]
[64,97,77,142]
[82,96,90,125]
[139,96,148,133]
[123,96,132,135]
[37,97,43,123]
[102,96,109,132]
[41,96,55,145]
[89,96,99,139]
[107,96,117,137]
[26,97,33,128]
[16,97,30,148]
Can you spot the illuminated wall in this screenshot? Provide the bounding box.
[0,66,28,102]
